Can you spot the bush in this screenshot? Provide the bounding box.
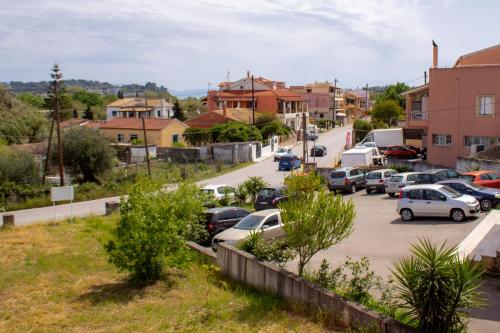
[259,120,291,138]
[392,239,484,332]
[238,231,295,269]
[284,172,324,195]
[371,100,404,127]
[242,176,268,202]
[353,119,372,143]
[391,164,413,173]
[310,259,343,291]
[342,256,379,303]
[0,146,39,185]
[217,122,262,143]
[105,180,206,283]
[56,126,115,183]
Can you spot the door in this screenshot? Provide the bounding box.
[260,214,284,241]
[407,189,426,216]
[423,189,449,216]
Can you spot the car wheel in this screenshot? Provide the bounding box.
[388,192,396,197]
[451,209,465,222]
[366,188,372,194]
[349,184,355,194]
[400,208,413,221]
[480,199,493,211]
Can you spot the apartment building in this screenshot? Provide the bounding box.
[106,98,174,120]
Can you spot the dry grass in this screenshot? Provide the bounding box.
[0,216,331,332]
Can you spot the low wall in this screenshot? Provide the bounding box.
[456,158,500,173]
[216,243,417,333]
[157,147,202,163]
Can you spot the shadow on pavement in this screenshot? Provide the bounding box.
[470,277,500,322]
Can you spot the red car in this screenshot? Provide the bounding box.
[384,145,417,159]
[461,171,500,189]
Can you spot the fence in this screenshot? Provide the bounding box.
[216,243,417,333]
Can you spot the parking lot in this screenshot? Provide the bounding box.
[302,189,487,278]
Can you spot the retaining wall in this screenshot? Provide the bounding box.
[216,243,418,333]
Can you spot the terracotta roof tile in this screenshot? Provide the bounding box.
[474,145,500,162]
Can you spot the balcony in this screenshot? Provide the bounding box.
[410,110,428,120]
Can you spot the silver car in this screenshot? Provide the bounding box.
[211,209,285,251]
[365,169,398,194]
[397,184,480,222]
[384,172,419,197]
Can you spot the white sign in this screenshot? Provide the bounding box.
[51,186,74,202]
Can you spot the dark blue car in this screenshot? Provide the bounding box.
[438,179,500,211]
[278,154,301,171]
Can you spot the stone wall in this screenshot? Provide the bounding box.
[216,243,418,333]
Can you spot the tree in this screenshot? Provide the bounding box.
[72,108,78,118]
[56,127,115,183]
[255,112,276,128]
[217,122,262,143]
[83,105,94,120]
[259,120,291,138]
[279,187,355,276]
[183,127,211,146]
[172,100,186,121]
[0,145,39,184]
[371,100,404,127]
[72,90,103,109]
[353,119,372,143]
[179,97,202,119]
[242,176,268,202]
[117,90,124,99]
[284,171,324,194]
[17,93,45,109]
[105,180,206,283]
[374,82,409,108]
[392,239,484,332]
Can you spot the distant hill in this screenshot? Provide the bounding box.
[169,89,207,99]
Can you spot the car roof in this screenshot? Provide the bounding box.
[419,169,450,174]
[464,170,497,176]
[403,184,444,190]
[437,179,471,185]
[251,209,280,217]
[201,184,228,190]
[206,206,248,213]
[394,172,419,176]
[332,167,357,172]
[368,169,395,173]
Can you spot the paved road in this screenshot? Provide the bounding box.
[1,125,352,226]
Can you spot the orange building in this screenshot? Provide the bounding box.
[403,44,500,168]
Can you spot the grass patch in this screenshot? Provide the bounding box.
[0,215,329,332]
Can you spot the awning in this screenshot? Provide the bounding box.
[336,112,346,117]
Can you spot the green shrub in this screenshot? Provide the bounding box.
[310,259,343,291]
[0,146,39,185]
[242,176,268,202]
[391,164,413,173]
[342,257,379,303]
[353,119,372,143]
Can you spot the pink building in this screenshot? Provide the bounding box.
[404,44,500,168]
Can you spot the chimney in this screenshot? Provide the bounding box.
[247,70,250,79]
[432,40,438,68]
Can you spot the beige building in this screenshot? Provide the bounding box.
[106,98,174,120]
[100,118,188,147]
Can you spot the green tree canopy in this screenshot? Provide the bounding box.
[217,122,262,143]
[172,100,186,121]
[374,82,409,107]
[55,127,115,183]
[259,120,291,138]
[17,93,45,109]
[371,100,404,127]
[0,145,39,185]
[72,90,104,107]
[183,127,212,146]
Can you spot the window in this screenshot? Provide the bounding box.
[130,134,138,141]
[407,174,417,182]
[128,112,135,117]
[319,113,324,118]
[156,110,161,117]
[463,135,499,147]
[477,96,495,116]
[219,210,236,221]
[111,111,117,117]
[408,189,423,200]
[446,170,459,178]
[424,190,443,201]
[306,88,312,93]
[487,173,499,180]
[263,215,279,228]
[117,134,124,142]
[432,134,452,146]
[172,134,179,143]
[350,169,360,176]
[480,174,490,181]
[235,209,249,218]
[384,171,392,178]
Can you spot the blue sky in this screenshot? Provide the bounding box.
[0,0,499,90]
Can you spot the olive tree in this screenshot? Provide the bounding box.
[279,190,355,276]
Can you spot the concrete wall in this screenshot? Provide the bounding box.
[157,147,202,163]
[456,158,500,173]
[216,243,417,333]
[212,142,253,164]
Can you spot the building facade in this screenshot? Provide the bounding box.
[106,98,174,120]
[404,44,500,167]
[290,82,345,123]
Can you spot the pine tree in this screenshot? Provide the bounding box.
[172,100,186,121]
[117,90,124,99]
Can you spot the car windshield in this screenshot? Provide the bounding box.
[367,172,382,179]
[390,176,403,182]
[440,186,462,198]
[467,182,485,190]
[460,175,475,181]
[259,188,277,198]
[330,171,346,178]
[233,215,265,230]
[276,148,287,153]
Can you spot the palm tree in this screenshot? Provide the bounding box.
[392,239,484,332]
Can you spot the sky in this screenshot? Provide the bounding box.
[1,0,499,91]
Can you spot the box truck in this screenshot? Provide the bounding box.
[360,128,403,149]
[341,147,379,167]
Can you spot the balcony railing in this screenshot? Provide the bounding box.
[410,110,428,120]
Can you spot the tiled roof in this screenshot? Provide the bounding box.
[455,44,500,66]
[185,112,230,128]
[100,117,187,130]
[213,108,253,124]
[474,145,500,162]
[107,98,173,108]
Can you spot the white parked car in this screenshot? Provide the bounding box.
[397,184,480,222]
[384,172,420,197]
[200,184,236,200]
[211,209,285,251]
[274,146,293,161]
[365,169,398,194]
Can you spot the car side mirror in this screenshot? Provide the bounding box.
[261,225,270,230]
[440,195,447,201]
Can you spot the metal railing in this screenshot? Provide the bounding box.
[409,110,428,120]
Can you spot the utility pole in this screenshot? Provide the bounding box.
[51,64,64,186]
[331,78,337,127]
[364,83,369,114]
[142,99,152,177]
[424,71,427,84]
[251,75,255,124]
[42,116,55,185]
[302,111,307,164]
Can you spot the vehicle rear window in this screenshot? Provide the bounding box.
[417,174,433,183]
[281,156,293,161]
[330,171,346,178]
[459,175,474,181]
[390,176,403,182]
[233,215,264,230]
[367,172,382,179]
[259,188,277,198]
